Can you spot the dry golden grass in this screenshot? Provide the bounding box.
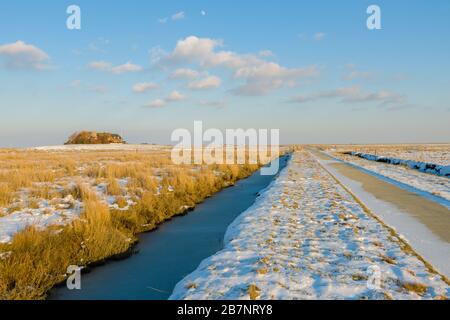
[402,282,428,296]
[248,284,261,300]
[0,183,13,208]
[0,147,279,299]
[106,178,122,196]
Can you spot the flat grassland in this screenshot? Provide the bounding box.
[0,146,266,299]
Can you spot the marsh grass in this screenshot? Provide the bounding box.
[0,147,276,299]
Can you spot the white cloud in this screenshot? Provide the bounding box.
[346,90,405,105]
[165,35,318,95]
[169,36,220,64]
[288,86,406,106]
[159,11,185,23]
[144,91,187,108]
[110,62,142,74]
[132,82,159,93]
[313,32,326,41]
[0,40,50,70]
[170,68,202,79]
[88,61,142,74]
[201,10,207,16]
[233,63,318,96]
[144,99,166,108]
[172,11,185,20]
[187,75,221,90]
[166,90,186,101]
[234,63,317,79]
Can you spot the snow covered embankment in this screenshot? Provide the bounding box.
[170,151,449,300]
[328,152,450,202]
[350,152,450,178]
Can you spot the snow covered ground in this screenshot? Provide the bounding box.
[328,152,450,202]
[349,152,450,178]
[170,150,449,300]
[32,144,173,152]
[325,145,450,166]
[314,153,450,278]
[0,196,82,243]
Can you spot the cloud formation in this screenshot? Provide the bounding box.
[0,41,50,70]
[164,36,318,95]
[233,63,318,96]
[166,90,186,102]
[158,11,185,23]
[144,90,187,108]
[170,68,202,79]
[88,61,142,74]
[171,11,185,20]
[288,86,406,106]
[132,82,159,93]
[144,99,166,108]
[187,75,221,90]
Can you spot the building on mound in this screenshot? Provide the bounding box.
[65,131,126,145]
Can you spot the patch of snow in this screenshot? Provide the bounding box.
[350,152,450,178]
[0,202,82,244]
[32,144,172,152]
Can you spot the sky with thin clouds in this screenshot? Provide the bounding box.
[0,0,449,147]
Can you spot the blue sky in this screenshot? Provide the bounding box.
[0,0,449,147]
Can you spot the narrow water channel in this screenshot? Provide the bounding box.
[49,155,290,300]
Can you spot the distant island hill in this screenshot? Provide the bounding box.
[65,131,126,145]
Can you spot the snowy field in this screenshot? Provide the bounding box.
[0,146,180,244]
[0,178,135,244]
[171,150,449,300]
[325,151,450,202]
[32,144,173,152]
[0,145,283,245]
[325,144,450,167]
[348,152,449,177]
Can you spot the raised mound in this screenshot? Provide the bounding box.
[65,131,125,145]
